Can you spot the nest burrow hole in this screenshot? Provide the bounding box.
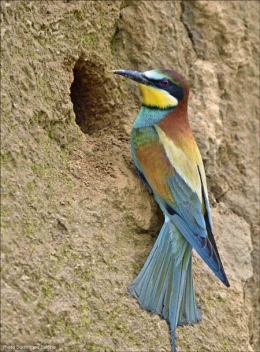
[70,58,113,135]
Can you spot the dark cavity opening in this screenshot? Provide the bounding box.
[70,57,113,135]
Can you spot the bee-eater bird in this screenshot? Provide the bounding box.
[113,69,229,352]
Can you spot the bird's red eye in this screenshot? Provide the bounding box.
[160,78,170,87]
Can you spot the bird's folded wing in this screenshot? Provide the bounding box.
[155,172,229,286]
[133,127,229,285]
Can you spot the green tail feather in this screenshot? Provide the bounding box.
[129,218,202,352]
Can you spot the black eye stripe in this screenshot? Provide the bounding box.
[168,84,185,100]
[158,81,184,100]
[145,77,185,100]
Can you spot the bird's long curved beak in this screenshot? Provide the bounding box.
[113,70,150,85]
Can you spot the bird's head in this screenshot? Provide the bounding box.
[114,69,189,109]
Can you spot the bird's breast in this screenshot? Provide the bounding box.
[131,127,175,204]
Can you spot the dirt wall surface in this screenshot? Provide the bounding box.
[1,1,259,352]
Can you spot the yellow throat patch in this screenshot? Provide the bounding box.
[139,84,178,109]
